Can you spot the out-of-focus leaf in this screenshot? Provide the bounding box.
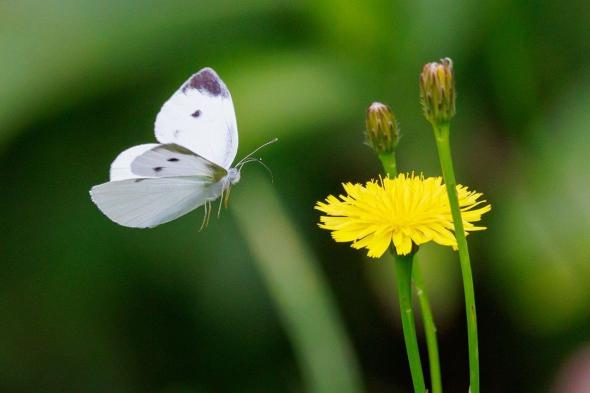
[490,78,590,334]
[231,53,357,151]
[0,0,294,148]
[232,173,364,393]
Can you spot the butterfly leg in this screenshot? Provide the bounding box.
[199,202,208,231]
[205,201,212,228]
[224,185,232,208]
[217,185,227,218]
[200,201,212,231]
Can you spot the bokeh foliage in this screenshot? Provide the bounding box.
[1,1,589,392]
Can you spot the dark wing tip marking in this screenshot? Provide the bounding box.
[191,109,201,118]
[182,68,228,97]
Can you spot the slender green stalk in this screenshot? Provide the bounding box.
[413,259,442,393]
[379,153,442,393]
[433,123,479,393]
[378,152,397,176]
[394,252,426,393]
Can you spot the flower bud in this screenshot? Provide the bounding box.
[365,102,400,155]
[420,58,456,125]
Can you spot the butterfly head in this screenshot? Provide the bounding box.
[227,167,241,185]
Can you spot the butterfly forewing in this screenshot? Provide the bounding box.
[110,143,160,181]
[130,144,227,180]
[154,68,238,169]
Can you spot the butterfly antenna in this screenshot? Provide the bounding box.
[238,157,274,183]
[236,137,278,167]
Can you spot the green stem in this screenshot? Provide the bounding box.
[413,259,442,393]
[379,153,442,393]
[379,152,398,176]
[433,123,479,393]
[394,252,426,393]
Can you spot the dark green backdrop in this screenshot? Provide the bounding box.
[1,1,589,392]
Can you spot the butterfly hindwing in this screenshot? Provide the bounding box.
[90,177,224,228]
[154,68,238,169]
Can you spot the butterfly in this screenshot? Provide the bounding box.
[90,67,277,229]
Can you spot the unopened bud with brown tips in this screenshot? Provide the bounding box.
[365,102,400,155]
[420,58,456,125]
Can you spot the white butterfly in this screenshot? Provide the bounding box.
[90,67,276,229]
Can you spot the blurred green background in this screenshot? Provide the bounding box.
[1,1,589,392]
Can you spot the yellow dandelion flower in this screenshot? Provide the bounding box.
[315,173,491,258]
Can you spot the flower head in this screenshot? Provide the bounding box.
[315,173,491,258]
[365,102,400,155]
[420,58,456,125]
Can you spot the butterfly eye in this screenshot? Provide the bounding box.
[191,110,201,118]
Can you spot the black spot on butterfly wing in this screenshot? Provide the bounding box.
[153,167,163,173]
[167,158,180,162]
[191,110,201,118]
[182,68,228,97]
